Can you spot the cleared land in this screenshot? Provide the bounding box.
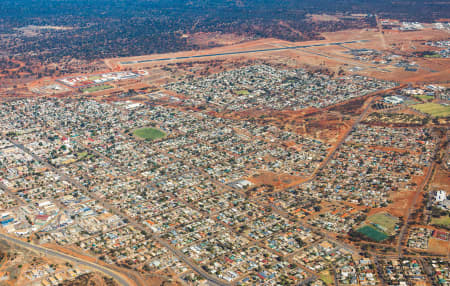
[412,103,450,117]
[363,111,427,126]
[428,237,450,255]
[133,127,166,140]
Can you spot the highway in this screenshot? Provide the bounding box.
[0,233,132,286]
[120,40,369,64]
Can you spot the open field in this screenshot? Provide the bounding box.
[186,32,251,48]
[224,96,365,144]
[246,171,307,189]
[133,127,166,140]
[362,111,427,126]
[428,237,450,255]
[308,14,340,22]
[412,103,450,117]
[81,84,113,93]
[413,94,434,101]
[431,216,450,228]
[429,167,450,194]
[366,212,399,235]
[319,270,335,285]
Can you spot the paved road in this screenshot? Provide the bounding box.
[10,140,229,286]
[0,233,132,286]
[397,136,442,257]
[289,84,405,189]
[315,95,376,172]
[120,40,369,64]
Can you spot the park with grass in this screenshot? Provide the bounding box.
[412,103,450,117]
[133,127,166,140]
[235,89,250,95]
[413,94,434,102]
[355,212,399,242]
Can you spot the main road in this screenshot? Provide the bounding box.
[0,233,132,286]
[396,135,442,257]
[289,84,406,189]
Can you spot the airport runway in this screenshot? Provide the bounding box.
[120,40,369,64]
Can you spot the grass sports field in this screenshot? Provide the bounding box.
[413,94,434,101]
[133,127,166,140]
[357,225,388,242]
[235,89,250,95]
[431,216,450,228]
[366,212,399,235]
[81,84,113,93]
[412,103,450,117]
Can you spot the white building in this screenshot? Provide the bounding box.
[435,190,447,202]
